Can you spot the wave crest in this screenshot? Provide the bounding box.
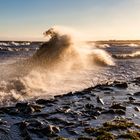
[113,51,140,59]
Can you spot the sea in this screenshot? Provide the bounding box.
[0,38,140,106]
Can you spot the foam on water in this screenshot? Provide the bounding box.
[0,27,115,105]
[113,51,140,59]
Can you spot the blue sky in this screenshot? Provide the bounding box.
[0,0,140,40]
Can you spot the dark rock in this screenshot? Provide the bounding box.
[62,92,73,97]
[129,97,136,102]
[36,98,56,105]
[78,137,93,140]
[84,127,96,134]
[134,107,140,112]
[102,109,125,115]
[113,81,128,89]
[66,129,78,135]
[95,106,105,111]
[91,111,101,116]
[130,102,140,106]
[41,124,60,136]
[115,109,125,115]
[19,121,32,140]
[96,96,104,105]
[102,109,116,114]
[103,119,134,130]
[133,91,140,96]
[55,137,69,140]
[110,103,126,110]
[85,104,94,110]
[48,117,75,126]
[54,95,63,98]
[96,132,115,140]
[16,102,28,108]
[0,119,7,125]
[92,116,98,120]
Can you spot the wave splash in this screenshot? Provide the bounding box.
[31,27,114,69]
[0,27,115,105]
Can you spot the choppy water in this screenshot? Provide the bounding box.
[0,39,140,106]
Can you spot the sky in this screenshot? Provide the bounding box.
[0,0,140,41]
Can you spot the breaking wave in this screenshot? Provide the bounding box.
[127,43,140,47]
[31,27,114,69]
[113,51,140,59]
[0,27,115,106]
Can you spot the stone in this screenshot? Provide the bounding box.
[110,103,126,110]
[97,96,104,105]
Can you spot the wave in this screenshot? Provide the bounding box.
[127,43,139,47]
[96,44,110,48]
[0,46,32,52]
[113,51,140,59]
[0,26,115,106]
[31,27,114,69]
[0,42,31,47]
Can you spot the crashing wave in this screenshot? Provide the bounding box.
[113,51,140,59]
[0,42,9,46]
[0,27,115,106]
[31,27,114,70]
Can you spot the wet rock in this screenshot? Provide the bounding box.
[16,102,28,108]
[85,127,96,134]
[28,122,60,137]
[92,116,98,120]
[66,128,78,135]
[96,132,115,140]
[104,91,111,94]
[10,109,21,115]
[94,83,110,90]
[113,81,128,89]
[0,119,7,125]
[95,106,105,111]
[102,109,125,115]
[103,119,134,130]
[134,107,140,112]
[19,121,32,140]
[110,103,126,110]
[93,111,101,116]
[55,137,69,140]
[96,96,104,105]
[36,98,56,105]
[78,137,93,140]
[40,124,60,136]
[133,77,140,84]
[15,102,44,114]
[25,119,47,128]
[130,101,140,106]
[118,130,140,140]
[48,117,75,126]
[129,96,136,102]
[62,92,73,97]
[102,109,116,114]
[115,109,125,115]
[54,95,63,98]
[85,104,94,110]
[133,91,140,96]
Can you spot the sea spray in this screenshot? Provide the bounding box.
[0,26,115,105]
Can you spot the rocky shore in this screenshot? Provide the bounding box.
[0,78,140,140]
